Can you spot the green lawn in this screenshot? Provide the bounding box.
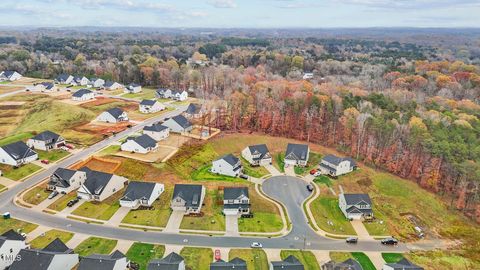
[0,132,34,146]
[180,189,225,231]
[126,242,165,270]
[36,149,70,162]
[72,189,124,221]
[74,237,118,256]
[382,253,405,263]
[47,192,78,212]
[191,165,241,182]
[241,158,269,178]
[294,152,322,175]
[229,249,269,270]
[0,218,38,234]
[0,163,42,181]
[351,252,376,270]
[238,187,283,232]
[309,197,356,235]
[29,229,74,249]
[314,175,333,187]
[363,210,390,236]
[274,153,285,172]
[98,145,121,156]
[23,186,50,205]
[180,247,213,270]
[121,88,156,100]
[280,250,320,270]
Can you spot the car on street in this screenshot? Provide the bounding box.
[67,198,80,207]
[306,184,314,192]
[381,237,398,245]
[251,242,263,248]
[346,237,358,244]
[48,191,59,199]
[239,174,248,180]
[214,249,221,261]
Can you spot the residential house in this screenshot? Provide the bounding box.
[139,99,165,114]
[284,143,310,167]
[322,258,363,270]
[0,71,22,81]
[71,89,94,101]
[270,255,305,270]
[119,181,164,209]
[382,258,424,270]
[171,184,206,214]
[77,167,128,202]
[121,134,158,154]
[319,154,357,177]
[147,252,185,270]
[155,88,172,99]
[302,72,314,80]
[9,238,79,270]
[0,230,27,270]
[104,81,123,90]
[48,168,87,194]
[55,74,74,85]
[143,122,169,141]
[125,83,142,93]
[210,258,247,270]
[73,76,90,86]
[184,103,204,119]
[241,144,272,166]
[35,82,57,92]
[26,130,65,151]
[90,78,105,88]
[339,193,373,220]
[96,107,128,123]
[172,90,188,101]
[223,187,250,216]
[78,250,129,270]
[0,141,38,166]
[162,115,193,133]
[211,154,243,177]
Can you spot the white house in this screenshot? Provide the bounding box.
[77,167,128,202]
[0,141,38,166]
[382,258,424,270]
[155,88,172,99]
[96,107,128,123]
[78,250,129,270]
[72,89,94,101]
[319,154,357,177]
[55,74,74,85]
[143,122,169,141]
[139,99,165,114]
[35,82,57,92]
[125,83,142,93]
[223,187,250,216]
[171,184,205,214]
[171,90,188,101]
[148,252,185,270]
[162,115,193,133]
[0,71,22,81]
[104,81,123,90]
[303,72,314,80]
[121,134,158,154]
[73,76,90,86]
[284,143,309,167]
[90,78,105,88]
[241,144,272,166]
[26,130,65,151]
[0,230,27,270]
[48,168,87,194]
[211,154,243,177]
[120,181,164,209]
[339,193,374,220]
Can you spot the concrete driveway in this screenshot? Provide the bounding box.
[263,164,281,176]
[351,220,374,240]
[225,215,239,236]
[284,165,296,177]
[164,210,184,233]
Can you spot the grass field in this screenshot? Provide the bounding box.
[180,188,225,231]
[126,242,165,270]
[241,158,269,178]
[314,175,333,187]
[238,187,283,232]
[47,192,78,212]
[121,88,156,100]
[180,247,213,270]
[0,132,33,146]
[229,249,269,270]
[0,163,42,181]
[98,145,121,156]
[72,189,124,220]
[122,186,173,227]
[382,253,405,263]
[280,250,320,270]
[23,186,50,205]
[191,165,241,182]
[74,237,118,256]
[0,218,38,234]
[36,149,70,162]
[29,229,73,249]
[275,153,285,172]
[351,252,376,270]
[309,197,356,235]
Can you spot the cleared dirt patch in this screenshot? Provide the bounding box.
[71,156,121,173]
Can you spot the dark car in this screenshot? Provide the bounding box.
[67,198,80,207]
[381,237,398,245]
[306,184,314,192]
[346,237,358,244]
[239,174,248,180]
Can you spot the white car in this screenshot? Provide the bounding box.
[314,171,322,177]
[251,242,263,248]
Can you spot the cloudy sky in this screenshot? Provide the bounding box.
[0,0,478,28]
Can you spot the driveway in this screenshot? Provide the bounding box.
[225,215,239,236]
[284,165,296,177]
[351,220,374,240]
[108,207,131,226]
[164,210,184,233]
[263,164,281,176]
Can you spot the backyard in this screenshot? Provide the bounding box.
[180,247,213,270]
[126,242,165,270]
[229,249,269,270]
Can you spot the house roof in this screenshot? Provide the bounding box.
[72,88,92,97]
[1,229,25,241]
[156,88,171,94]
[247,144,270,160]
[126,134,157,149]
[104,81,116,87]
[224,187,248,201]
[172,90,185,95]
[128,83,141,88]
[140,99,157,106]
[106,107,125,119]
[1,141,37,161]
[147,252,184,270]
[210,257,247,270]
[40,82,55,89]
[172,184,203,207]
[385,258,424,270]
[31,130,61,142]
[342,193,372,206]
[144,122,169,132]
[185,103,201,114]
[346,205,373,215]
[169,115,192,129]
[3,70,18,77]
[43,238,71,253]
[121,181,158,202]
[10,239,74,270]
[56,74,71,81]
[79,167,114,196]
[78,250,126,270]
[322,154,356,167]
[323,259,362,270]
[271,255,304,270]
[285,143,309,161]
[216,154,240,167]
[49,168,78,188]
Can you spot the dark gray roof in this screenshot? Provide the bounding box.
[79,167,114,196]
[323,259,363,270]
[346,205,373,215]
[1,141,37,161]
[10,239,74,270]
[140,99,157,106]
[216,154,240,166]
[224,187,248,200]
[127,134,157,149]
[49,168,78,188]
[322,154,356,167]
[144,122,169,132]
[106,107,125,119]
[43,238,71,253]
[247,144,270,160]
[210,257,247,270]
[185,103,201,114]
[104,81,116,87]
[148,252,184,270]
[170,115,192,129]
[0,229,25,241]
[78,250,126,270]
[72,88,92,97]
[285,143,309,161]
[56,74,71,82]
[31,130,61,142]
[271,255,304,270]
[3,70,18,77]
[343,194,372,206]
[121,181,157,202]
[172,184,203,208]
[385,258,424,270]
[128,83,141,88]
[40,82,55,89]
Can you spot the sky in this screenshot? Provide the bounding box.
[0,0,479,28]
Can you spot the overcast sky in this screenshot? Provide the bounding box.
[0,0,479,28]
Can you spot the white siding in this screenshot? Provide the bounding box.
[0,240,27,269]
[121,140,148,154]
[143,129,169,141]
[47,254,79,270]
[211,159,239,177]
[0,148,18,166]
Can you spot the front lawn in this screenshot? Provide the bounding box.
[309,197,356,235]
[241,158,269,178]
[23,185,50,205]
[29,229,74,249]
[191,165,241,182]
[363,210,389,236]
[314,175,333,187]
[47,192,78,212]
[229,249,269,270]
[351,252,376,270]
[126,242,165,270]
[98,145,121,156]
[37,149,70,162]
[280,250,320,270]
[382,253,405,263]
[0,218,38,234]
[72,189,125,220]
[74,237,118,256]
[0,163,42,181]
[180,188,225,231]
[180,247,213,270]
[238,187,283,233]
[294,152,322,175]
[121,88,156,100]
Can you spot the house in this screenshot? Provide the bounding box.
[90,78,105,88]
[0,230,27,269]
[35,82,57,92]
[303,72,314,80]
[0,141,38,166]
[162,115,193,133]
[96,107,128,123]
[382,258,424,270]
[223,187,250,216]
[72,89,94,101]
[184,103,204,119]
[322,258,363,270]
[121,134,158,154]
[171,184,206,214]
[27,130,65,151]
[319,154,357,177]
[9,238,79,270]
[270,255,305,270]
[172,90,188,101]
[139,99,165,114]
[48,168,87,194]
[242,144,272,166]
[104,81,123,90]
[77,167,128,202]
[55,74,74,85]
[284,143,310,167]
[125,83,142,93]
[210,258,247,270]
[78,250,129,270]
[155,88,172,99]
[339,193,373,220]
[119,181,164,209]
[143,122,169,141]
[147,252,185,270]
[73,76,90,86]
[0,71,22,81]
[211,154,242,177]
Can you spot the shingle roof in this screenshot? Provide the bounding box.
[172,184,203,208]
[79,167,114,196]
[104,81,115,87]
[10,239,74,270]
[43,238,71,253]
[385,258,424,270]
[271,255,304,270]
[56,74,71,82]
[78,250,126,270]
[144,122,169,132]
[31,130,61,142]
[247,144,269,160]
[126,134,157,149]
[1,141,37,161]
[40,82,55,89]
[3,70,18,78]
[1,229,25,241]
[140,99,157,106]
[224,187,248,200]
[106,107,125,119]
[121,181,158,202]
[72,88,92,97]
[285,143,309,161]
[342,193,372,206]
[170,115,192,129]
[49,168,77,188]
[322,154,356,167]
[147,252,184,270]
[128,83,141,88]
[216,154,240,166]
[185,103,201,114]
[210,257,247,270]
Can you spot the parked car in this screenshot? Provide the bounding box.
[306,184,314,192]
[346,237,358,244]
[67,198,80,207]
[314,171,322,177]
[65,144,75,149]
[381,237,398,245]
[251,242,263,248]
[41,159,50,164]
[309,169,317,175]
[48,191,59,199]
[239,174,248,180]
[214,249,221,261]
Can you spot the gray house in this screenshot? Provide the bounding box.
[210,258,247,270]
[143,122,170,141]
[284,143,310,167]
[339,193,373,220]
[148,252,185,270]
[162,115,193,133]
[26,130,65,151]
[211,154,243,177]
[319,154,357,177]
[382,258,424,270]
[223,187,250,216]
[48,167,87,194]
[322,258,363,270]
[119,181,164,209]
[171,184,206,214]
[270,255,305,270]
[78,250,129,270]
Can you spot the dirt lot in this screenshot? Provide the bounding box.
[0,102,27,137]
[71,156,121,173]
[183,125,221,140]
[157,134,191,148]
[73,121,131,137]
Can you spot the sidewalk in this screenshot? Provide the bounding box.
[312,250,331,265]
[26,225,51,242]
[264,249,282,261]
[66,233,90,248]
[364,252,385,270]
[0,176,18,188]
[164,244,183,255]
[57,199,85,218]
